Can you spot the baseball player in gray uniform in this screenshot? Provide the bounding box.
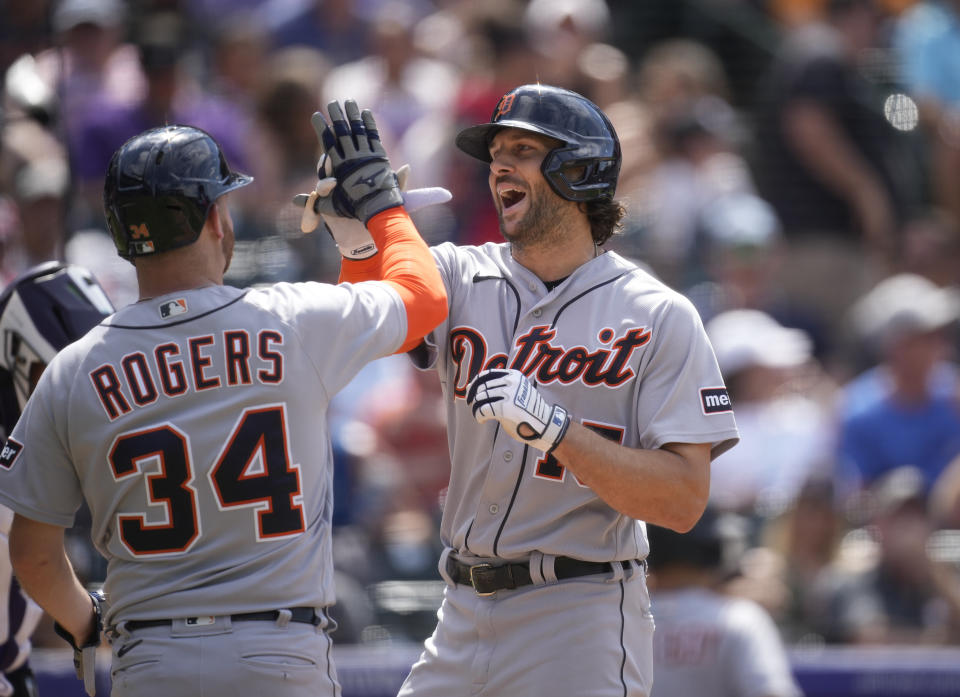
[0,104,447,697]
[336,84,740,696]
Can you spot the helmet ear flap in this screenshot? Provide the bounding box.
[541,148,617,202]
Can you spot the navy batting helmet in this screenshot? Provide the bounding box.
[0,262,114,432]
[646,507,749,573]
[455,84,621,202]
[104,125,253,258]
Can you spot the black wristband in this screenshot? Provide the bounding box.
[54,590,104,650]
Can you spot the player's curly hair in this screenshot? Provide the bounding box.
[585,198,627,246]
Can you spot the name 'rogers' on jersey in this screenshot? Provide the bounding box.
[89,327,285,420]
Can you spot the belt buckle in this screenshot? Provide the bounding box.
[468,563,497,596]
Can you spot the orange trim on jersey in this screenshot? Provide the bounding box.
[346,208,447,354]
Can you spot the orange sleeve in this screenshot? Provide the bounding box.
[353,208,447,354]
[338,253,380,284]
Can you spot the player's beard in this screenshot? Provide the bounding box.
[497,183,569,253]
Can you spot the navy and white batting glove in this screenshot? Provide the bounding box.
[308,99,404,224]
[54,589,104,696]
[294,161,451,260]
[466,369,571,454]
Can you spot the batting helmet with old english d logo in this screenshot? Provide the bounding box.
[456,84,621,202]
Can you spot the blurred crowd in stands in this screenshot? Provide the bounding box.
[2,0,960,657]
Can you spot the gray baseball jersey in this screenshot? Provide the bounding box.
[650,588,803,697]
[0,280,406,627]
[415,242,739,562]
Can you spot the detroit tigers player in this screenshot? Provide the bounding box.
[0,262,115,697]
[0,107,446,697]
[336,84,740,696]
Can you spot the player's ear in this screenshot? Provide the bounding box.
[205,202,226,242]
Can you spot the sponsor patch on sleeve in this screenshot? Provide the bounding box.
[0,437,23,469]
[700,387,733,415]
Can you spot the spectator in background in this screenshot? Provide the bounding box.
[206,16,270,115]
[33,0,143,226]
[265,0,372,64]
[632,95,760,289]
[439,12,541,245]
[617,39,747,286]
[692,190,785,310]
[760,478,845,644]
[705,309,836,519]
[7,159,70,269]
[323,1,461,163]
[227,46,335,287]
[751,0,918,359]
[893,0,960,226]
[320,2,465,250]
[67,10,254,229]
[635,38,733,147]
[35,0,142,121]
[522,0,615,96]
[682,191,833,355]
[836,272,960,502]
[646,507,803,697]
[0,80,71,278]
[814,466,960,644]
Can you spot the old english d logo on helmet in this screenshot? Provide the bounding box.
[455,84,621,202]
[493,94,516,120]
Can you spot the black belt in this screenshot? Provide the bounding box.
[123,607,321,632]
[447,556,614,595]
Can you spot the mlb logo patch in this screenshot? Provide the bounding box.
[700,387,733,415]
[0,437,23,470]
[159,298,188,319]
[132,240,156,255]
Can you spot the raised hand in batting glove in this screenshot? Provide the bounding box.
[293,102,450,258]
[294,158,451,260]
[312,100,404,225]
[466,369,571,454]
[54,589,104,696]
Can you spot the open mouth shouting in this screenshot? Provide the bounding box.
[497,181,527,216]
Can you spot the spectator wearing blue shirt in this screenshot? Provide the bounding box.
[836,273,960,503]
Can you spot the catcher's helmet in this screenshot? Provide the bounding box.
[104,125,253,258]
[456,84,621,202]
[0,262,114,432]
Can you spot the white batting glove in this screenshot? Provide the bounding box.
[466,369,571,454]
[295,160,451,260]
